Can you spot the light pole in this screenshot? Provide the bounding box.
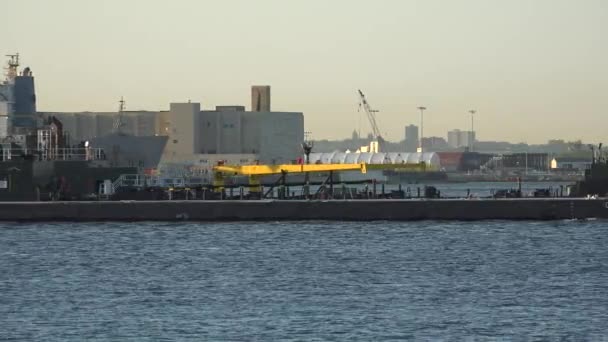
[417,106,426,153]
[302,131,313,164]
[469,109,476,152]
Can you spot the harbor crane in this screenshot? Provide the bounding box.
[357,89,385,152]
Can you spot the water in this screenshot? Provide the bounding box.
[1,221,608,341]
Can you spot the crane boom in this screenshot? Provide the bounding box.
[357,89,382,140]
[357,89,385,152]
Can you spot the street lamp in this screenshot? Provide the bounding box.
[469,109,476,152]
[417,106,426,153]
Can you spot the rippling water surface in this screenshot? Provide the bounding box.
[1,221,608,341]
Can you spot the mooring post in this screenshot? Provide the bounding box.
[373,179,377,198]
[329,171,334,198]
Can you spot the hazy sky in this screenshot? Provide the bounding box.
[2,0,607,143]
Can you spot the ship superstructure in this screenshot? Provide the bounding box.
[0,55,138,201]
[0,53,37,137]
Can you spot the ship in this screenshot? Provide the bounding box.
[0,55,161,201]
[570,144,608,197]
[89,98,168,170]
[0,116,137,201]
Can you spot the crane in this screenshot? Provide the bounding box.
[357,89,385,152]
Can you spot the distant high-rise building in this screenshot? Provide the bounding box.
[404,124,419,152]
[447,129,475,149]
[447,130,460,148]
[251,85,271,112]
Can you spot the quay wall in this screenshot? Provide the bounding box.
[0,199,608,221]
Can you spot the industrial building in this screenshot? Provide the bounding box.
[37,85,304,174]
[421,136,448,151]
[161,101,304,167]
[40,111,158,144]
[550,157,592,171]
[436,152,494,172]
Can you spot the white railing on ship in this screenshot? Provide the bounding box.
[0,148,106,161]
[111,174,211,192]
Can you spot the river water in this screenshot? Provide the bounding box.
[1,221,607,341]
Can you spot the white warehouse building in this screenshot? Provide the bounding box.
[308,152,440,168]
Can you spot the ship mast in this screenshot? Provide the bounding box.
[113,97,125,134]
[4,53,19,82]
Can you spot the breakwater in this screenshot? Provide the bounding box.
[0,198,607,221]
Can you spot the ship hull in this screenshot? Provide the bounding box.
[0,198,606,221]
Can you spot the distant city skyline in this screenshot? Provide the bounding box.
[2,0,607,144]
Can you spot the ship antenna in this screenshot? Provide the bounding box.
[4,53,19,81]
[113,97,126,134]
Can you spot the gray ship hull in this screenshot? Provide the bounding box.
[90,134,168,169]
[0,198,606,221]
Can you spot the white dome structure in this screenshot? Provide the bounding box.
[308,151,440,169]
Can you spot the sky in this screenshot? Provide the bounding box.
[2,0,607,144]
